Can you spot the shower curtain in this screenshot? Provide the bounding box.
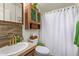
[40,5,79,56]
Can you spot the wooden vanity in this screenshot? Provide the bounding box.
[15,42,36,56]
[0,40,36,56]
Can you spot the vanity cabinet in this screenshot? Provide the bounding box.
[0,3,23,24]
[0,3,3,20]
[15,42,36,56]
[24,46,36,56]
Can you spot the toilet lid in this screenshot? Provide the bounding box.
[36,46,49,54]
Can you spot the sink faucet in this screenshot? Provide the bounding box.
[8,33,17,45]
[8,33,23,45]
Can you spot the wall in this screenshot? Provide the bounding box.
[0,23,22,37]
[38,3,75,13]
[0,22,22,47]
[22,25,40,41]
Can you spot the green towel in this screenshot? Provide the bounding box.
[74,21,79,47]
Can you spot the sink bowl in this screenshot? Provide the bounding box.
[0,42,28,56]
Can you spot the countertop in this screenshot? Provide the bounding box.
[14,42,36,56]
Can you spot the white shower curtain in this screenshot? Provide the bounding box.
[40,5,79,56]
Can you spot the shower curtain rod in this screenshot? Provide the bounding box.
[45,4,79,13]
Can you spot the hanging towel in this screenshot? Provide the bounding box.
[74,21,79,47]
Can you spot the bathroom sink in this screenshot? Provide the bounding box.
[0,42,28,56]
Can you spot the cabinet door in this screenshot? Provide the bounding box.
[15,4,22,23]
[5,3,16,22]
[31,9,36,21]
[0,4,3,20]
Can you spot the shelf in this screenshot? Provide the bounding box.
[30,21,40,29]
[24,3,40,29]
[30,20,40,25]
[0,20,22,25]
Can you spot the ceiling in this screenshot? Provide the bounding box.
[38,3,75,13]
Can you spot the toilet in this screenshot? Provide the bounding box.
[35,46,49,56]
[29,35,50,56]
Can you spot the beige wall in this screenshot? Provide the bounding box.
[22,25,40,41]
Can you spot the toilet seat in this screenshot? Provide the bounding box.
[36,46,49,55]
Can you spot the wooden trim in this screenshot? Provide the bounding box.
[0,20,22,25]
[21,3,24,24]
[25,49,35,56]
[30,20,40,25]
[0,39,11,47]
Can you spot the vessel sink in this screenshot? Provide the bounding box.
[0,42,28,56]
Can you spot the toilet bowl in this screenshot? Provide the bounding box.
[35,46,49,56]
[29,37,49,56]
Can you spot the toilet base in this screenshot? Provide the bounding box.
[35,51,49,56]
